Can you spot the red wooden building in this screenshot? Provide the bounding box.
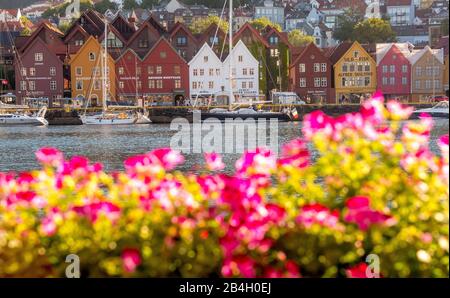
[116,37,189,105]
[289,42,334,103]
[168,22,199,62]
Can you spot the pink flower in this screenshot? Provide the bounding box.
[438,135,449,158]
[346,262,369,278]
[235,147,276,178]
[387,100,414,120]
[35,147,64,166]
[40,208,62,237]
[204,152,225,171]
[121,248,142,273]
[361,92,385,125]
[72,201,121,223]
[221,256,256,278]
[296,203,340,229]
[278,139,309,168]
[302,110,334,140]
[265,203,286,222]
[124,149,184,174]
[344,196,393,231]
[149,148,184,171]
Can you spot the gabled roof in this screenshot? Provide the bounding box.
[145,13,167,35]
[126,17,164,47]
[64,9,104,38]
[408,46,444,65]
[233,22,270,48]
[168,22,196,41]
[110,13,137,40]
[188,42,221,66]
[222,40,258,65]
[115,47,142,63]
[332,41,376,66]
[196,23,226,45]
[324,41,353,64]
[436,36,449,55]
[21,36,64,64]
[140,36,186,62]
[98,24,128,45]
[63,23,90,43]
[18,21,65,54]
[289,42,324,68]
[376,42,414,65]
[262,25,292,48]
[69,35,114,64]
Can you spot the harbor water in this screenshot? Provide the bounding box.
[0,119,448,173]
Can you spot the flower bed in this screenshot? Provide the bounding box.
[0,93,448,277]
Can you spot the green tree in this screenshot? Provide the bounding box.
[249,17,282,32]
[441,18,449,36]
[20,27,31,36]
[333,8,363,42]
[140,0,158,9]
[288,29,315,47]
[123,0,139,10]
[189,16,229,34]
[353,18,396,44]
[94,0,118,13]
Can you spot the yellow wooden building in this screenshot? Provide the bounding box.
[69,36,116,106]
[333,41,377,103]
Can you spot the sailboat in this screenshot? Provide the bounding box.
[0,106,48,126]
[80,18,138,125]
[201,0,291,122]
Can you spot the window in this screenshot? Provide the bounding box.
[249,68,254,75]
[93,67,100,76]
[216,69,220,76]
[118,67,124,75]
[136,67,141,75]
[138,39,148,48]
[402,77,407,85]
[321,77,327,87]
[204,56,209,63]
[156,79,163,89]
[160,52,167,59]
[76,80,83,90]
[299,78,306,87]
[35,53,43,62]
[357,63,363,72]
[242,82,247,89]
[349,64,355,72]
[314,63,320,72]
[353,51,359,58]
[269,36,279,45]
[209,81,214,89]
[50,81,56,90]
[29,81,35,91]
[433,66,441,76]
[249,81,253,89]
[89,52,95,61]
[137,81,142,90]
[148,66,154,74]
[119,81,124,89]
[382,65,388,73]
[20,81,26,91]
[415,80,421,89]
[75,39,83,46]
[434,80,440,89]
[364,77,370,86]
[199,69,204,76]
[314,77,320,87]
[390,65,395,73]
[209,36,218,44]
[270,49,279,57]
[416,66,422,76]
[175,79,181,89]
[193,69,198,76]
[364,63,370,72]
[76,67,82,76]
[402,65,408,73]
[238,55,243,62]
[94,80,101,90]
[299,64,306,73]
[382,77,388,85]
[50,67,56,76]
[156,66,162,75]
[243,68,247,75]
[321,63,327,72]
[174,65,181,75]
[390,77,395,85]
[209,68,214,76]
[342,64,348,72]
[192,81,197,89]
[426,66,432,76]
[21,67,26,76]
[149,80,155,89]
[425,80,431,89]
[29,68,35,76]
[176,36,187,46]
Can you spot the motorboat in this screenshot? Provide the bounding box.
[0,106,48,126]
[201,107,291,122]
[411,101,449,119]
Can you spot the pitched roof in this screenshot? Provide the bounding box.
[18,21,65,55]
[140,36,186,62]
[233,22,270,48]
[168,21,196,41]
[290,42,328,68]
[408,45,444,65]
[196,23,226,45]
[324,41,352,64]
[262,25,292,48]
[222,40,258,64]
[188,42,221,66]
[126,16,165,48]
[376,42,414,65]
[436,36,449,55]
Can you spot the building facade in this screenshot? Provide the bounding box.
[376,43,413,102]
[115,49,142,102]
[254,0,285,29]
[332,41,377,103]
[69,36,116,106]
[289,42,334,103]
[386,0,416,26]
[409,46,445,102]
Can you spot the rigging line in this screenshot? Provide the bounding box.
[212,0,228,50]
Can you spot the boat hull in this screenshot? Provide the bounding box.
[0,117,48,126]
[201,112,291,122]
[81,116,137,125]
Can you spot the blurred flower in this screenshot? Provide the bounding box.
[204,152,225,171]
[122,248,142,273]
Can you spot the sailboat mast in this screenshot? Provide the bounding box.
[103,18,108,112]
[228,0,233,108]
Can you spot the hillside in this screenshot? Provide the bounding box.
[0,0,39,9]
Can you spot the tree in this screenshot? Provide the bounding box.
[123,0,139,10]
[353,18,396,44]
[441,18,449,36]
[288,29,315,47]
[189,16,229,34]
[140,0,158,9]
[249,17,282,32]
[333,8,363,42]
[94,0,118,13]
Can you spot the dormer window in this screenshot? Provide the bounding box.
[138,39,148,48]
[89,52,96,61]
[269,36,279,45]
[204,56,208,63]
[176,36,187,46]
[353,51,359,58]
[209,36,219,44]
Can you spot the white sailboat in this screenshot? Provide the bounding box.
[0,106,48,126]
[80,18,137,125]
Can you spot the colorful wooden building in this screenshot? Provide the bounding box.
[329,41,377,103]
[289,42,334,103]
[376,43,413,102]
[69,36,116,106]
[168,22,199,62]
[115,48,142,102]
